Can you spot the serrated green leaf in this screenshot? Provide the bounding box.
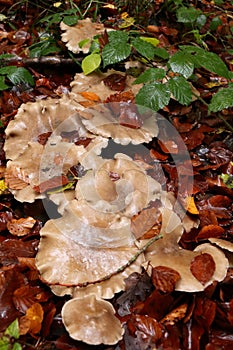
[180,45,232,78]
[131,37,156,60]
[63,15,78,26]
[140,36,159,47]
[136,82,170,112]
[169,51,194,78]
[168,76,193,105]
[5,319,19,339]
[82,53,101,75]
[0,76,9,91]
[102,42,131,67]
[7,67,34,86]
[153,47,169,60]
[177,6,202,24]
[0,66,18,75]
[108,30,129,44]
[208,85,233,112]
[133,68,166,84]
[12,343,22,350]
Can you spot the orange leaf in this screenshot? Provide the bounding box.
[20,303,44,335]
[184,196,199,215]
[190,253,215,285]
[79,91,101,102]
[152,266,181,293]
[7,217,36,236]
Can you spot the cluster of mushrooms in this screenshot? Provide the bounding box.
[3,19,231,346]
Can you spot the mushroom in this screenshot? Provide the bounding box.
[144,208,229,292]
[60,18,104,54]
[61,294,124,345]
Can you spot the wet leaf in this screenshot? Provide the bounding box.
[168,76,193,105]
[190,253,216,285]
[102,42,131,67]
[82,53,101,75]
[19,303,44,335]
[103,73,127,91]
[136,82,170,111]
[133,68,166,84]
[151,266,181,293]
[169,50,194,79]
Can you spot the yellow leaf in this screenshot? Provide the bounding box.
[0,179,7,193]
[185,196,199,215]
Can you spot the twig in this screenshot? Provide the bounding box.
[47,233,163,288]
[0,56,82,67]
[217,113,233,132]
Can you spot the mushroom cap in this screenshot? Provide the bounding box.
[76,153,161,217]
[144,208,229,292]
[60,18,104,54]
[4,96,87,160]
[36,202,144,298]
[61,294,124,345]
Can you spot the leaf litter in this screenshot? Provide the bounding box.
[0,1,233,349]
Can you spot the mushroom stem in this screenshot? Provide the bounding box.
[46,233,163,288]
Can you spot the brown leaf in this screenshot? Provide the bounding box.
[196,224,225,241]
[13,285,49,313]
[7,217,36,236]
[5,166,29,190]
[151,266,181,293]
[33,175,69,193]
[37,132,52,145]
[190,253,216,285]
[103,73,127,92]
[131,207,161,239]
[160,303,188,325]
[127,314,163,343]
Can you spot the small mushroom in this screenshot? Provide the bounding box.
[61,294,124,345]
[60,18,104,54]
[144,208,229,292]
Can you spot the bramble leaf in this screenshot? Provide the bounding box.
[169,51,194,78]
[136,82,170,111]
[102,42,131,67]
[133,68,166,84]
[177,6,202,24]
[82,53,101,75]
[0,76,10,90]
[7,67,34,86]
[208,84,233,112]
[131,37,156,59]
[5,319,20,339]
[108,30,129,44]
[153,47,169,59]
[168,76,193,105]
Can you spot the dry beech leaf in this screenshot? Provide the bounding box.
[196,224,225,241]
[160,303,188,326]
[79,91,101,102]
[5,166,29,190]
[151,266,181,293]
[190,253,216,285]
[131,207,162,239]
[103,73,127,92]
[33,175,69,193]
[128,314,163,343]
[19,302,44,335]
[7,217,36,236]
[184,196,199,215]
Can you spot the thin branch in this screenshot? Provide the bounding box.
[0,56,82,67]
[47,233,163,288]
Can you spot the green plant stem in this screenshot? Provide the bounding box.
[47,233,163,288]
[217,113,233,132]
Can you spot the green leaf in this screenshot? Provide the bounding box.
[140,36,159,47]
[63,15,78,26]
[168,76,193,105]
[12,343,22,350]
[5,319,20,339]
[0,76,10,91]
[220,173,233,189]
[153,47,169,60]
[180,46,232,78]
[208,84,233,112]
[133,68,166,84]
[0,53,14,60]
[79,38,90,49]
[0,66,18,75]
[169,51,195,78]
[136,82,170,112]
[102,42,131,67]
[177,6,202,24]
[210,16,222,31]
[0,336,9,350]
[82,53,101,75]
[7,67,34,86]
[131,37,156,60]
[108,31,129,44]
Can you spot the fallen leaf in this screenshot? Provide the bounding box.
[103,73,127,91]
[196,224,225,241]
[79,91,101,102]
[7,217,36,236]
[160,303,188,325]
[131,207,161,239]
[19,303,44,335]
[151,266,181,293]
[33,175,69,193]
[190,253,216,285]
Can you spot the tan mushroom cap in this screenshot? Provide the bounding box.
[61,294,124,345]
[36,202,145,294]
[144,208,229,292]
[60,18,104,54]
[4,96,88,161]
[79,103,158,145]
[76,153,161,217]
